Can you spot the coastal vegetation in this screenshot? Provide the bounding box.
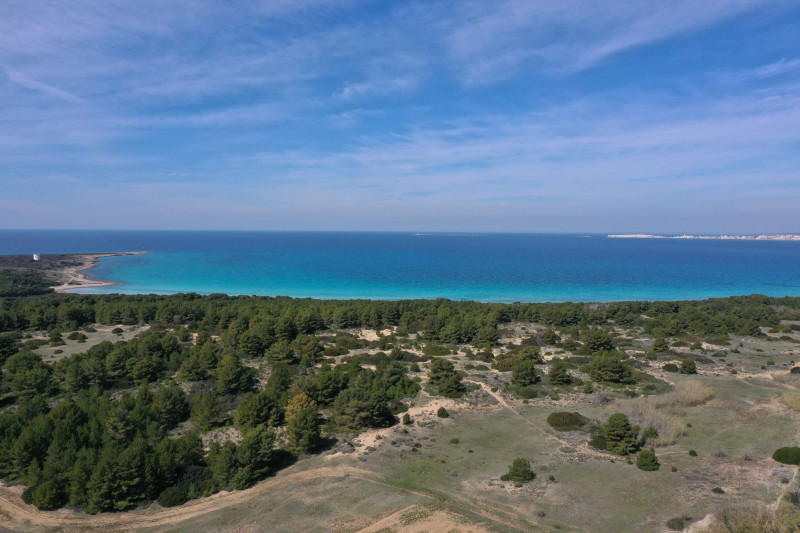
[0,284,799,530]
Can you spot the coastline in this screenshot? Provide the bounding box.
[53,252,147,293]
[608,233,800,240]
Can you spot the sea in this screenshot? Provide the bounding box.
[2,230,800,303]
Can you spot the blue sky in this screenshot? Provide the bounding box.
[1,0,799,232]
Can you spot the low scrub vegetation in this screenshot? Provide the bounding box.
[546,411,588,431]
[500,457,535,483]
[772,446,800,465]
[701,503,800,533]
[658,381,714,407]
[636,448,660,471]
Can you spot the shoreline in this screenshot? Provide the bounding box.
[52,252,147,293]
[608,233,800,240]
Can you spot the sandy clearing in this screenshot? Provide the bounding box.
[355,504,490,533]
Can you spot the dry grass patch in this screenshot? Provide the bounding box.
[782,392,800,411]
[616,382,711,445]
[655,381,715,408]
[697,502,800,533]
[616,398,685,446]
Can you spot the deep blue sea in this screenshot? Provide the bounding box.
[2,230,800,302]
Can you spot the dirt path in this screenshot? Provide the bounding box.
[0,384,600,532]
[0,461,531,533]
[0,466,378,531]
[355,505,489,533]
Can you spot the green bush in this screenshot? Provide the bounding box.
[711,486,725,494]
[500,458,535,483]
[636,448,660,471]
[588,432,607,451]
[662,363,679,373]
[679,359,697,374]
[402,413,411,425]
[666,517,688,530]
[546,412,588,431]
[158,485,189,507]
[437,406,450,418]
[772,446,800,465]
[688,449,697,457]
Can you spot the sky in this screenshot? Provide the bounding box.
[1,0,799,233]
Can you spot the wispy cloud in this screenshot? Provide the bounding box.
[442,0,776,81]
[752,58,800,78]
[5,69,84,103]
[1,0,799,231]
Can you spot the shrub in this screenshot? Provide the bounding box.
[546,412,588,431]
[500,458,535,483]
[158,485,189,507]
[402,413,411,425]
[772,446,800,465]
[542,329,560,345]
[689,449,697,456]
[662,363,679,373]
[791,367,800,374]
[514,385,538,399]
[636,448,660,471]
[666,517,688,531]
[493,357,516,372]
[588,432,607,451]
[422,343,451,356]
[437,406,450,418]
[652,337,669,353]
[112,327,124,334]
[712,486,725,494]
[641,426,659,446]
[679,359,697,374]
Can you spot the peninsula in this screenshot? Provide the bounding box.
[0,252,146,294]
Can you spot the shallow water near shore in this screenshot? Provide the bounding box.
[2,230,800,302]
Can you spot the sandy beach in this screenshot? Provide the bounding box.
[52,251,146,292]
[0,251,147,293]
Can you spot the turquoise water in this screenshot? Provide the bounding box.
[2,230,800,302]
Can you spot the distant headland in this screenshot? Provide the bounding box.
[0,252,146,294]
[608,234,800,241]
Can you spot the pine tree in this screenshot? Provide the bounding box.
[604,413,640,455]
[287,409,322,453]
